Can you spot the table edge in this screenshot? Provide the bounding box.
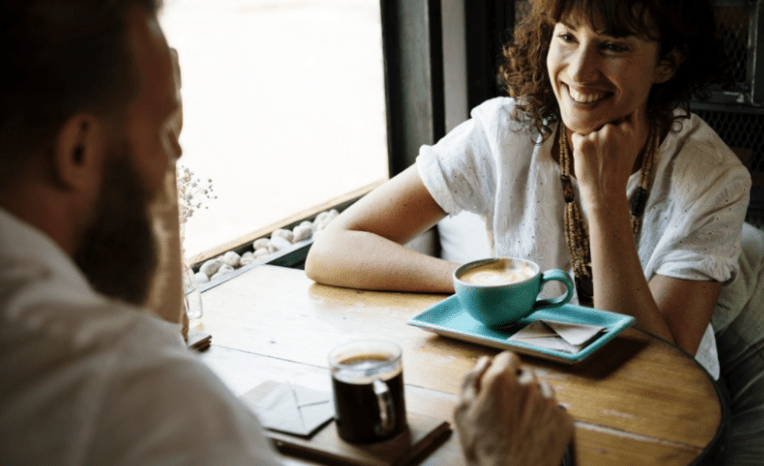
[629,328,728,464]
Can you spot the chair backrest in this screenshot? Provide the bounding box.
[713,222,764,333]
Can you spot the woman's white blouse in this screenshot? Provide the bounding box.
[418,97,751,378]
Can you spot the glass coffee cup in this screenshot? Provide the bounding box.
[328,340,407,443]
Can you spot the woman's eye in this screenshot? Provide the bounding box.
[558,33,575,43]
[601,43,628,53]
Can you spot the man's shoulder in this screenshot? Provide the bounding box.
[0,264,174,350]
[1,299,279,466]
[84,316,282,465]
[0,271,197,464]
[0,271,186,398]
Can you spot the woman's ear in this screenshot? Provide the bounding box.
[54,113,108,192]
[654,48,686,84]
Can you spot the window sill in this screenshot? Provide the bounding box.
[187,180,385,267]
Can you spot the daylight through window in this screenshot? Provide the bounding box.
[160,0,389,260]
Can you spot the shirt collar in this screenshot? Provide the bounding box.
[0,206,93,295]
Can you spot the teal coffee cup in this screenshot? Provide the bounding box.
[453,258,575,328]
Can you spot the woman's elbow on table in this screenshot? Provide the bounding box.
[305,226,369,287]
[305,230,343,285]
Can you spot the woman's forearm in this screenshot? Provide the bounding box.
[587,197,675,343]
[306,228,458,293]
[305,165,458,293]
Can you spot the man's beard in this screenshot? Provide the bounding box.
[74,144,159,306]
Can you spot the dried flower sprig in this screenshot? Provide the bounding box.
[177,165,217,226]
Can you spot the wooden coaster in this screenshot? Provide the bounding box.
[243,381,452,466]
[269,412,451,466]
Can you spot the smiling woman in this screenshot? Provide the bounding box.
[305,0,749,378]
[158,0,389,261]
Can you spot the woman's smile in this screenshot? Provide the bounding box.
[546,14,674,134]
[565,85,609,104]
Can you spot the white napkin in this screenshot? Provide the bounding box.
[507,319,606,354]
[244,382,335,437]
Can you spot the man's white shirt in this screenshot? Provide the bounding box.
[0,207,280,466]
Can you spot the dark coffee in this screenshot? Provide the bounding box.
[331,355,407,443]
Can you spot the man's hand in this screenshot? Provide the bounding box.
[454,352,574,466]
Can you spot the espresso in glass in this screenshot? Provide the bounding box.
[329,341,407,443]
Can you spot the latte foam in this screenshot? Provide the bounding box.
[459,260,536,286]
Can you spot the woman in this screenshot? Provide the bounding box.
[307,0,748,400]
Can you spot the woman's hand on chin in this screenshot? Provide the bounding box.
[570,106,650,209]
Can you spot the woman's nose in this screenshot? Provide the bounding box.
[568,45,599,83]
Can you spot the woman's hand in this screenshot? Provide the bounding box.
[454,352,574,466]
[569,106,650,208]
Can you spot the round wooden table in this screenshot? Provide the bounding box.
[199,265,725,465]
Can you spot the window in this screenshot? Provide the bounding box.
[159,0,389,260]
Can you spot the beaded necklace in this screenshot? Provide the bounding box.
[558,124,659,306]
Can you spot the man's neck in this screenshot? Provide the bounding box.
[0,182,84,258]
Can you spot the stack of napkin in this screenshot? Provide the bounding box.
[245,382,334,437]
[508,319,606,353]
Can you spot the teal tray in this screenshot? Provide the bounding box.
[408,295,635,364]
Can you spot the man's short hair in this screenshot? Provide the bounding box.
[0,0,162,187]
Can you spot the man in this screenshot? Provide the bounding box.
[0,1,572,464]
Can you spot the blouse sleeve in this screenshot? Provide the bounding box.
[416,98,517,218]
[650,126,752,283]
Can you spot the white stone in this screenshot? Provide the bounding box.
[199,258,223,277]
[315,218,331,231]
[194,271,210,284]
[240,256,255,266]
[222,251,241,268]
[253,238,270,250]
[268,236,292,253]
[272,228,294,243]
[315,209,339,231]
[254,248,271,259]
[299,220,313,230]
[314,211,328,225]
[210,264,235,281]
[292,224,313,242]
[241,251,254,260]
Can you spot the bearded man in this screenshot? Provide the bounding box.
[0,1,572,465]
[0,1,281,464]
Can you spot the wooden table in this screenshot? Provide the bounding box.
[198,265,725,465]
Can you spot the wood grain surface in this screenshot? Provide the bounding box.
[198,265,723,465]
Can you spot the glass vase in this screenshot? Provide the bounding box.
[183,263,203,329]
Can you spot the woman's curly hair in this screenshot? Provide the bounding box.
[500,0,730,141]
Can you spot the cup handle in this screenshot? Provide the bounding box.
[534,269,575,310]
[372,378,396,436]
